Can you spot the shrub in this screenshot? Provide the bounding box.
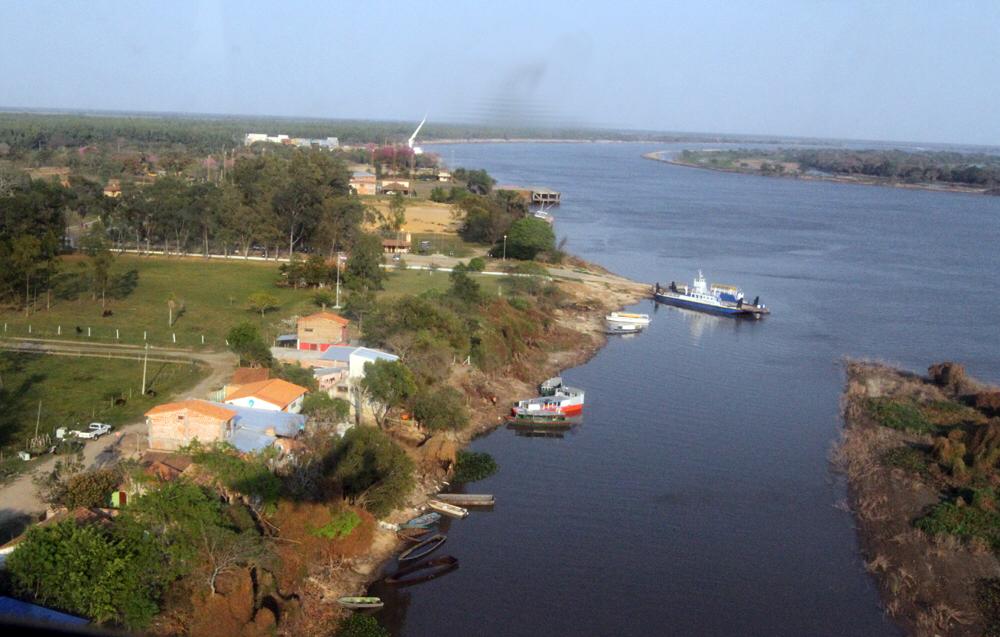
[467,257,486,272]
[864,398,935,433]
[274,362,318,391]
[453,451,498,483]
[193,447,282,508]
[881,446,930,476]
[411,386,469,431]
[302,393,351,421]
[332,427,415,518]
[337,614,390,637]
[501,217,555,260]
[915,489,1000,551]
[7,521,165,628]
[310,509,361,539]
[63,467,121,509]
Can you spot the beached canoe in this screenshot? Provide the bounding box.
[397,527,435,542]
[385,555,459,586]
[426,499,469,519]
[337,596,384,610]
[399,512,442,528]
[398,533,447,563]
[435,493,495,507]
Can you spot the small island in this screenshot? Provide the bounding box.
[840,361,1000,636]
[652,148,1000,195]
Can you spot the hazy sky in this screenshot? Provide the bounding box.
[3,1,998,145]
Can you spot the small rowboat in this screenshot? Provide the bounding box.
[605,311,651,326]
[605,322,642,335]
[399,512,441,528]
[398,533,447,562]
[435,493,495,507]
[385,556,459,587]
[337,596,384,610]
[397,527,435,542]
[427,499,469,519]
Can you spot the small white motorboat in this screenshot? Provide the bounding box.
[605,312,651,326]
[427,499,470,519]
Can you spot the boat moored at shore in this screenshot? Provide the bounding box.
[605,311,651,326]
[511,385,585,424]
[653,271,769,318]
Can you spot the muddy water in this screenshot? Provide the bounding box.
[371,142,1000,636]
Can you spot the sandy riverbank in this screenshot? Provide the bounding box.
[642,150,995,196]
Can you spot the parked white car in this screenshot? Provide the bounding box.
[73,423,112,439]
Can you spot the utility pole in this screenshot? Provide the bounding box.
[503,235,508,261]
[34,401,41,439]
[334,254,342,308]
[141,343,149,395]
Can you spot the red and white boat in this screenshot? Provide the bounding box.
[510,385,585,424]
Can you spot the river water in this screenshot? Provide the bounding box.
[371,142,1000,636]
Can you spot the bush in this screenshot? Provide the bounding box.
[881,446,930,476]
[63,467,121,509]
[915,489,1000,550]
[7,521,165,628]
[411,386,469,431]
[310,509,361,539]
[274,362,318,391]
[193,447,282,508]
[864,398,935,433]
[337,614,390,637]
[467,257,486,272]
[302,393,351,421]
[332,427,415,517]
[226,322,273,367]
[501,217,555,260]
[453,451,498,483]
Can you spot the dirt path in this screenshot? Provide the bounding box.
[0,339,236,529]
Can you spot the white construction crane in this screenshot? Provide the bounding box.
[408,116,427,155]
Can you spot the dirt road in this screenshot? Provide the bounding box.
[0,339,236,530]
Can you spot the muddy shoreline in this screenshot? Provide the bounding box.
[642,151,995,197]
[303,266,650,632]
[837,360,1000,636]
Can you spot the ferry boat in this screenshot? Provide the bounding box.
[653,271,769,318]
[605,312,651,326]
[511,385,585,424]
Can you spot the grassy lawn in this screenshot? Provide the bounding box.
[0,351,207,456]
[0,255,505,350]
[410,232,487,258]
[0,255,321,350]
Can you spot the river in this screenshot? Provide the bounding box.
[370,142,1000,636]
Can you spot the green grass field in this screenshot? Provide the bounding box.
[410,232,485,258]
[0,255,505,349]
[0,351,206,456]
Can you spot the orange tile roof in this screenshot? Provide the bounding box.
[145,399,237,421]
[223,378,308,408]
[300,311,349,326]
[232,367,270,385]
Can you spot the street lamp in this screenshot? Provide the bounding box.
[502,235,507,261]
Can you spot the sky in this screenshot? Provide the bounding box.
[2,1,999,145]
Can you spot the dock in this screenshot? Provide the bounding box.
[435,493,495,507]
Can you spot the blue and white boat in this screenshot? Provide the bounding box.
[653,271,769,318]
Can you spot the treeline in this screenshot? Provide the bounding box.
[679,147,1000,189]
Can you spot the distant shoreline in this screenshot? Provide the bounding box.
[641,150,996,197]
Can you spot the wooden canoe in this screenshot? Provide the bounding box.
[397,527,435,542]
[434,493,495,507]
[426,499,469,519]
[385,555,459,586]
[337,596,384,609]
[398,533,447,562]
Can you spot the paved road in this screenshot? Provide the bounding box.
[0,339,236,529]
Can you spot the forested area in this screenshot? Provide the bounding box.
[678,147,1000,189]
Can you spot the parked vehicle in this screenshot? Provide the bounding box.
[73,423,112,439]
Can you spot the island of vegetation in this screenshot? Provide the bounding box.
[840,361,1000,636]
[652,148,1000,195]
[0,113,648,636]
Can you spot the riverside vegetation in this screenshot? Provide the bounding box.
[839,361,1000,636]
